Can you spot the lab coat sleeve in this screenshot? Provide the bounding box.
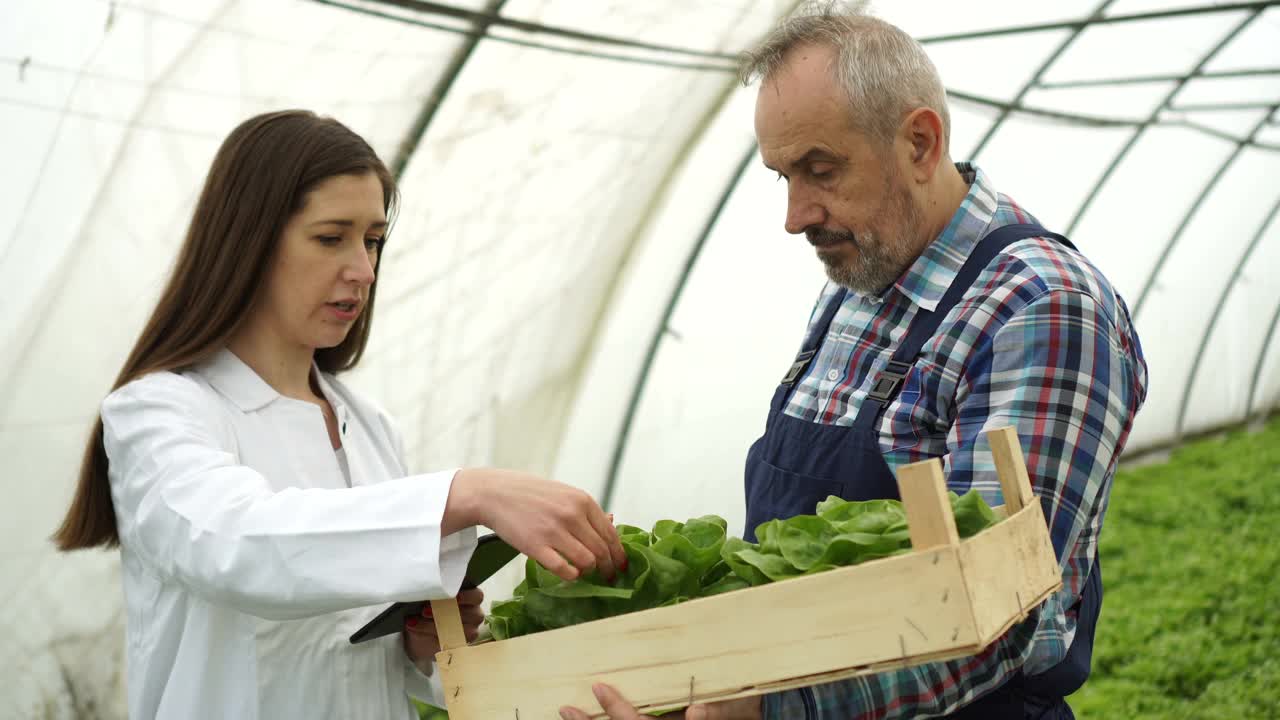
[372,397,477,589]
[102,371,474,621]
[372,398,477,702]
[393,526,478,701]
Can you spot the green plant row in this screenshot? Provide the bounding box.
[1067,417,1280,718]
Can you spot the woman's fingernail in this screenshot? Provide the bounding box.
[407,617,418,628]
[423,607,433,617]
[558,710,573,720]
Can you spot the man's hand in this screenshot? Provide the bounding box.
[559,683,763,720]
[402,588,485,673]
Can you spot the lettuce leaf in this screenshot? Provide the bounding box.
[483,493,999,640]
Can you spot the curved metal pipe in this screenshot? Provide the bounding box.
[600,143,759,510]
[1176,193,1280,434]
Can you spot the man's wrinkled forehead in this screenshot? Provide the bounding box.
[755,46,858,168]
[757,42,843,109]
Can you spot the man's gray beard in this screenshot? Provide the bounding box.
[816,184,923,295]
[820,234,907,294]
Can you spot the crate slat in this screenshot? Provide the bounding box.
[438,546,978,717]
[959,502,1063,645]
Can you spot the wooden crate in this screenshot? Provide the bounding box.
[429,427,1062,718]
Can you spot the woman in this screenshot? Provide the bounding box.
[53,110,626,719]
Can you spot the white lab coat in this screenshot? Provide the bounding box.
[102,347,477,719]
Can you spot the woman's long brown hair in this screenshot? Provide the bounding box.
[53,110,398,550]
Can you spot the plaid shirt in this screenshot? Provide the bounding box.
[763,164,1148,718]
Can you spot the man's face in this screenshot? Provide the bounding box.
[755,44,924,294]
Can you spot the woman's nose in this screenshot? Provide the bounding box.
[345,246,376,286]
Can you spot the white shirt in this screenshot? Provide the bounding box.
[102,348,477,719]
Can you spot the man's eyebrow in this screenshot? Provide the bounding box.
[794,148,841,166]
[765,148,843,174]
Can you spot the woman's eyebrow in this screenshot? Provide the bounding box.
[307,219,388,229]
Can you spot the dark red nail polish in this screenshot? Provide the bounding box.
[407,617,418,628]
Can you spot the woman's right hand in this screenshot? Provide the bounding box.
[443,468,627,583]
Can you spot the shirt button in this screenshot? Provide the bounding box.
[826,369,840,381]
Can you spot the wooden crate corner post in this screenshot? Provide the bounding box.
[987,426,1033,513]
[960,427,1064,644]
[430,598,468,717]
[896,456,960,551]
[429,598,468,652]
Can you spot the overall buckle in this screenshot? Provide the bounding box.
[867,360,913,402]
[781,349,817,386]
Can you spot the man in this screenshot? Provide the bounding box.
[562,4,1147,719]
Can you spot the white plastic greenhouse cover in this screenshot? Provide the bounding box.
[1,0,1277,715]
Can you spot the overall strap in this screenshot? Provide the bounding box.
[779,286,848,390]
[853,224,1074,429]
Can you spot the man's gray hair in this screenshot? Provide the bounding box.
[740,1,950,150]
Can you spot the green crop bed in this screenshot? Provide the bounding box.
[1068,416,1280,718]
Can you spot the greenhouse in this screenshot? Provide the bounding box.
[2,0,1278,717]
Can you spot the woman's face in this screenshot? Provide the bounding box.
[255,172,387,352]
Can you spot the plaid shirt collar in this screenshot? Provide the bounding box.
[881,162,1003,312]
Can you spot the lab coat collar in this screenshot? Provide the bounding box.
[310,365,350,418]
[199,348,281,412]
[200,347,350,418]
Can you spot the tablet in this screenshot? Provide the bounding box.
[348,533,519,644]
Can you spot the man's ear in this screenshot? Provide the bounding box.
[901,107,946,182]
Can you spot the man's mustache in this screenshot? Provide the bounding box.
[806,227,858,248]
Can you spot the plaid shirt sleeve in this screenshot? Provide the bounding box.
[763,286,1148,719]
